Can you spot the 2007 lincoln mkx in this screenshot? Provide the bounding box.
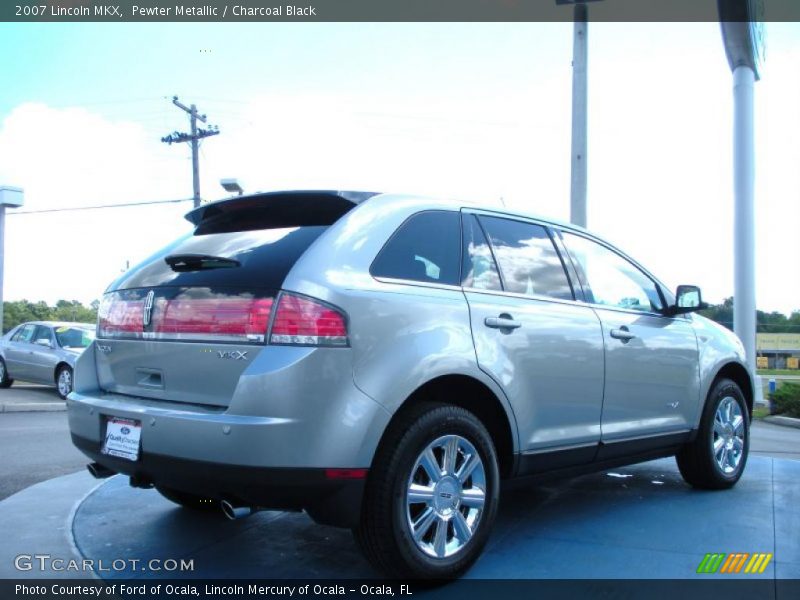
[68,190,752,578]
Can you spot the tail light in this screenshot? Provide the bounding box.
[156,297,273,343]
[269,292,348,347]
[98,290,273,344]
[98,289,348,347]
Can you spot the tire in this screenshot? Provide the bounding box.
[354,403,500,579]
[0,359,13,388]
[55,365,73,400]
[676,378,750,490]
[156,486,219,511]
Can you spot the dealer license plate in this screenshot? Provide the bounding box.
[101,417,142,461]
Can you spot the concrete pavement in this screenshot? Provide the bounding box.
[0,383,65,412]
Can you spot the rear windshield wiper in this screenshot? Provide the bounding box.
[164,253,241,272]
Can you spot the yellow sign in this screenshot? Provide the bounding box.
[788,357,800,370]
[757,356,769,369]
[756,333,800,352]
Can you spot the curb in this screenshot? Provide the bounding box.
[763,415,800,430]
[0,401,66,413]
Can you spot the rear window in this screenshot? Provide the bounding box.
[370,211,461,286]
[109,226,329,291]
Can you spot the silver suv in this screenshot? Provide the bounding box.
[67,191,752,578]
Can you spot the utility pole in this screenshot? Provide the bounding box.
[569,1,588,229]
[161,96,220,209]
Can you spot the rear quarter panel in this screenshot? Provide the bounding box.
[281,195,521,454]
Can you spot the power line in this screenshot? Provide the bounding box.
[161,96,220,209]
[8,198,193,215]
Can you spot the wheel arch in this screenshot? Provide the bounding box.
[713,361,754,417]
[54,361,72,384]
[376,374,518,478]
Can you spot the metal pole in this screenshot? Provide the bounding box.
[190,104,201,209]
[0,205,5,333]
[569,2,588,228]
[733,65,756,375]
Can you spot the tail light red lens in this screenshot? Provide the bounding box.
[98,294,144,337]
[155,297,273,343]
[98,289,347,347]
[98,290,273,344]
[269,292,348,347]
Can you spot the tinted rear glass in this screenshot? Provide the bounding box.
[370,211,461,286]
[109,226,328,291]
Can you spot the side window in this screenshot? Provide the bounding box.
[33,326,54,346]
[461,214,502,291]
[371,211,461,286]
[562,232,663,313]
[12,325,35,343]
[478,215,574,301]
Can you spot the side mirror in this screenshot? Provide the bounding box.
[666,285,707,316]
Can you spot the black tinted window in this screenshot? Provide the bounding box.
[462,214,502,291]
[479,216,573,300]
[109,226,328,291]
[371,211,461,285]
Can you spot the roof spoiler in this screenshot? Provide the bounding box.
[184,190,380,227]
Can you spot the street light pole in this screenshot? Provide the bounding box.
[0,186,25,333]
[719,0,765,387]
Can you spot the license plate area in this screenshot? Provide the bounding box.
[101,416,142,462]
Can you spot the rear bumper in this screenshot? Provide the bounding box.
[72,434,365,528]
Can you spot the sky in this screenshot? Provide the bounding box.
[0,21,798,314]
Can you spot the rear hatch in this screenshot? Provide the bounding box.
[95,191,376,407]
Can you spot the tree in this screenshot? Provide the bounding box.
[2,300,98,333]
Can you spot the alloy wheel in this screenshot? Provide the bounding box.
[405,434,486,559]
[713,396,745,474]
[58,369,72,397]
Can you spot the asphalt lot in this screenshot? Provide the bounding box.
[0,387,798,501]
[0,410,87,500]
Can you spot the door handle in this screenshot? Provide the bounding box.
[485,316,522,330]
[610,327,636,342]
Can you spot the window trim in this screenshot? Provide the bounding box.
[460,212,504,292]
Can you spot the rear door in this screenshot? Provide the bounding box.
[462,212,605,470]
[559,230,700,457]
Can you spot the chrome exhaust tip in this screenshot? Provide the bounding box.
[86,463,115,479]
[221,500,258,520]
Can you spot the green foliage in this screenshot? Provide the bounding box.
[700,296,800,334]
[772,382,800,419]
[3,299,97,333]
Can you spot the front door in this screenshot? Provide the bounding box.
[29,325,59,384]
[559,231,700,458]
